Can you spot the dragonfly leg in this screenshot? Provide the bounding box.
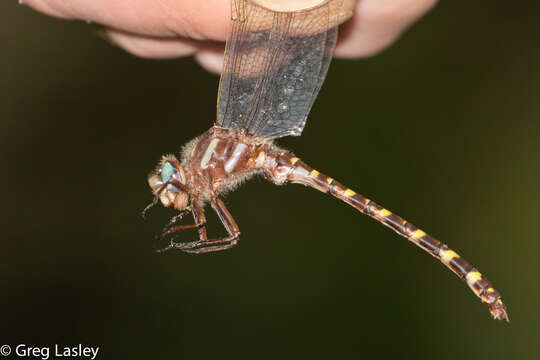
[156,201,206,253]
[158,197,240,254]
[158,208,192,236]
[141,196,159,218]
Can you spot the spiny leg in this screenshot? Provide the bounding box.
[181,242,238,254]
[142,196,159,218]
[158,208,192,237]
[181,197,240,253]
[156,202,204,253]
[160,197,240,254]
[266,152,509,321]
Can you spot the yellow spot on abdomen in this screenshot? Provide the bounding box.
[379,208,392,217]
[411,229,426,239]
[326,177,334,185]
[290,157,299,165]
[440,249,459,265]
[311,169,320,177]
[466,271,483,285]
[466,271,484,294]
[344,189,356,196]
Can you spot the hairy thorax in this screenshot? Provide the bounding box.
[180,126,283,201]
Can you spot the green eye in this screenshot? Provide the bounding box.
[160,162,175,182]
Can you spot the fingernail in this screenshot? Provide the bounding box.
[92,26,116,47]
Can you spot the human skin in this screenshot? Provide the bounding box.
[24,0,437,73]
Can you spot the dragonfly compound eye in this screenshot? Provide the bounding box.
[147,156,189,210]
[160,162,176,182]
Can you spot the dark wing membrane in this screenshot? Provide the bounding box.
[216,0,340,140]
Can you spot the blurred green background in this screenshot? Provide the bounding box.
[2,1,539,359]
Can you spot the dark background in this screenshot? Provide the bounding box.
[2,1,539,359]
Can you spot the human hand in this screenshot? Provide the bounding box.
[25,0,437,73]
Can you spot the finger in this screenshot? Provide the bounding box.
[24,0,230,40]
[195,45,226,74]
[104,28,201,59]
[26,0,437,63]
[193,0,438,72]
[335,0,438,58]
[103,27,225,67]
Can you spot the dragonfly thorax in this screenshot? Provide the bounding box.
[148,155,189,211]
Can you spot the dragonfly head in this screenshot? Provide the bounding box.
[148,155,189,211]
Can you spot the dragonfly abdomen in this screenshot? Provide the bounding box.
[264,152,509,321]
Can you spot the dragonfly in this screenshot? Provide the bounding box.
[144,0,508,322]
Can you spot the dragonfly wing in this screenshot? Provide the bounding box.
[216,0,344,140]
